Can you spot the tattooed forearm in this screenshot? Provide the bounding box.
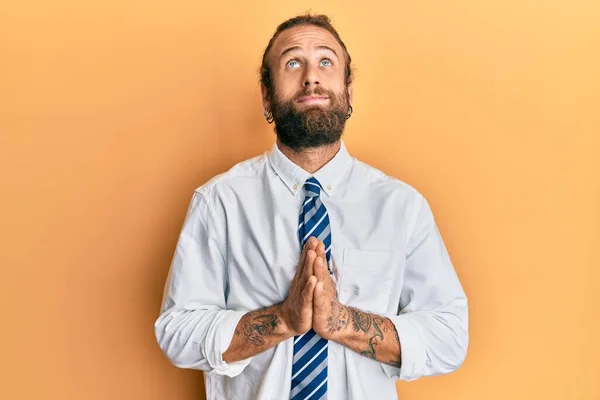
[348,307,373,332]
[327,301,349,333]
[360,316,384,359]
[344,306,402,368]
[235,312,282,346]
[224,305,294,364]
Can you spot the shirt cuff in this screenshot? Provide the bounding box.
[382,314,427,381]
[203,310,251,377]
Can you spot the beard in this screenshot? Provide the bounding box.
[270,86,350,151]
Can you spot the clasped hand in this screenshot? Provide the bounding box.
[280,237,345,341]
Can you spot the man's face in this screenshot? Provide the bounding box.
[262,25,353,150]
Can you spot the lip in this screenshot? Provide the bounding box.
[296,96,329,103]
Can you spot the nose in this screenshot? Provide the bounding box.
[302,63,320,88]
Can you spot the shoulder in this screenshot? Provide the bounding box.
[351,158,424,203]
[193,152,268,200]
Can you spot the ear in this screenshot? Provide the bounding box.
[348,84,354,107]
[261,84,271,111]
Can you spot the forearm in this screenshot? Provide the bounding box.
[331,304,402,368]
[223,304,294,363]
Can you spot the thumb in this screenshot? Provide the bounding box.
[313,281,325,309]
[302,276,317,306]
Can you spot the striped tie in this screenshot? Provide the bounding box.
[291,177,331,400]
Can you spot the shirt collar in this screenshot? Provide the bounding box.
[267,140,354,197]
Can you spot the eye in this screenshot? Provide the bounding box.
[286,60,300,68]
[320,59,332,67]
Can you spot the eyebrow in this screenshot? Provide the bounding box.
[279,45,339,60]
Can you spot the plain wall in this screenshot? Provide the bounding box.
[1,0,599,399]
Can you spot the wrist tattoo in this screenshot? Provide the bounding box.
[235,313,281,346]
[327,301,348,333]
[347,307,402,368]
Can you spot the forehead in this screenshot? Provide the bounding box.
[270,25,343,59]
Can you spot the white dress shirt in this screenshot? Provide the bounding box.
[155,141,468,400]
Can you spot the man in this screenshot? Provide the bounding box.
[155,13,468,400]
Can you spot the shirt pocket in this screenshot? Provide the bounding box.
[338,248,401,314]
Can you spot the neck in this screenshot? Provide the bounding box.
[277,139,341,174]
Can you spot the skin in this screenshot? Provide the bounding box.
[223,25,401,370]
[262,24,353,174]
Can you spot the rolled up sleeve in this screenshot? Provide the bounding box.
[154,190,251,377]
[382,193,469,381]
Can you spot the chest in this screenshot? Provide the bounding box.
[223,188,409,313]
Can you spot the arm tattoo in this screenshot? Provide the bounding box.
[348,307,372,332]
[327,301,349,333]
[360,317,384,360]
[235,313,281,346]
[346,306,402,368]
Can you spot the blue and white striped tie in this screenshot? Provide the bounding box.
[291,177,331,400]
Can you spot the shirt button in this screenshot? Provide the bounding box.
[293,184,298,190]
[327,185,332,190]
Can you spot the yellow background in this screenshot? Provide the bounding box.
[1,0,599,399]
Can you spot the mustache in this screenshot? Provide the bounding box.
[292,87,335,101]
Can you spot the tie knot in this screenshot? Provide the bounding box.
[303,177,322,197]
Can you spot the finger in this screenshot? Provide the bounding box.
[314,255,327,281]
[307,236,319,250]
[302,275,317,305]
[296,241,314,278]
[316,242,325,257]
[303,249,317,278]
[293,255,306,284]
[298,244,308,269]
